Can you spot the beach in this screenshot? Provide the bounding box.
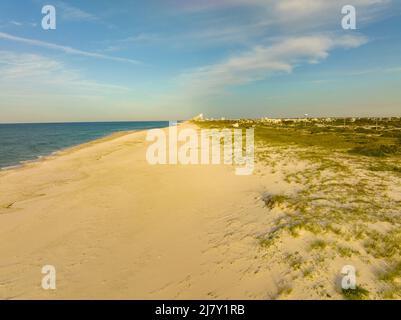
[0,123,273,299]
[1,121,400,300]
[1,0,400,305]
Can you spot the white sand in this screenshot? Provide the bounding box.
[2,123,393,300]
[0,124,280,299]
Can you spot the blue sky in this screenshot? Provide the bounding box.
[0,0,401,122]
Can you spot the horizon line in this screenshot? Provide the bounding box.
[1,116,401,125]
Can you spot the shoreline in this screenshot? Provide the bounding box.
[1,120,400,299]
[0,124,170,174]
[0,122,268,299]
[0,130,136,172]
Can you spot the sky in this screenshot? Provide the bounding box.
[0,0,401,123]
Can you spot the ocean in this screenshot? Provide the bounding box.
[0,121,169,169]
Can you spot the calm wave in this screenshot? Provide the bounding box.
[0,121,169,169]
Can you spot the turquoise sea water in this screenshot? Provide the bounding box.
[0,121,169,169]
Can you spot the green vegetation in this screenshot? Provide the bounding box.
[309,239,328,250]
[194,118,401,159]
[275,282,293,298]
[285,252,304,270]
[378,262,401,299]
[336,246,359,258]
[261,193,289,209]
[379,262,401,282]
[195,118,401,299]
[369,163,401,173]
[364,229,401,259]
[349,144,400,157]
[342,286,370,300]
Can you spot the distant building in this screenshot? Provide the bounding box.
[192,113,204,121]
[261,118,282,124]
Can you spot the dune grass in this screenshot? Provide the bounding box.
[195,118,401,299]
[342,286,370,300]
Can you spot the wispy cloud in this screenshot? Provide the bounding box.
[0,51,139,123]
[56,1,98,22]
[386,66,401,73]
[178,34,368,95]
[33,0,116,29]
[119,33,162,44]
[175,0,393,17]
[10,20,23,26]
[0,50,130,93]
[308,64,401,80]
[98,0,396,54]
[95,33,163,53]
[271,0,395,28]
[166,0,396,45]
[0,31,140,64]
[7,20,37,28]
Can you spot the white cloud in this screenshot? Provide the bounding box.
[0,51,145,123]
[272,0,394,27]
[0,32,140,64]
[0,51,129,94]
[7,20,38,28]
[178,0,393,16]
[168,0,396,44]
[179,34,368,95]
